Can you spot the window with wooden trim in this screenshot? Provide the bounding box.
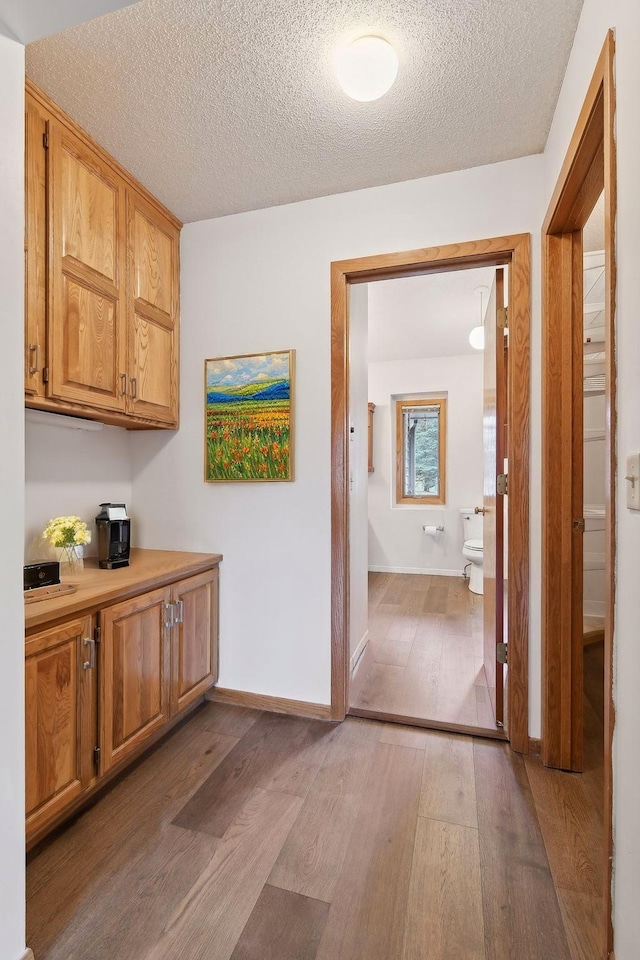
[395,397,446,505]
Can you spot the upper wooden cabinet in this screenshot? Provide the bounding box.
[24,81,181,429]
[127,191,180,424]
[49,120,128,412]
[24,96,48,399]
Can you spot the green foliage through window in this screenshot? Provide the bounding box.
[397,398,446,503]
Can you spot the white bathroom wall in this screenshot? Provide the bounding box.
[349,285,369,667]
[24,415,133,561]
[130,152,544,712]
[0,29,27,960]
[543,3,640,955]
[368,354,484,574]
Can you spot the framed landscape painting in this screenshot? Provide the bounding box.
[204,350,295,482]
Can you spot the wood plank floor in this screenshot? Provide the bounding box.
[27,700,604,960]
[350,572,493,729]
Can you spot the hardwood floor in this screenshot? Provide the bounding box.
[524,641,606,960]
[27,699,603,960]
[350,572,495,731]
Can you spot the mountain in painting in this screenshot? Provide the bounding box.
[207,377,289,405]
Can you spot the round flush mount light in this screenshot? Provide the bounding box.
[334,36,399,102]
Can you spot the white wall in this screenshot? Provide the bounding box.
[368,354,484,575]
[24,417,133,561]
[543,3,640,956]
[348,285,369,666]
[0,29,27,960]
[0,0,138,44]
[131,153,545,711]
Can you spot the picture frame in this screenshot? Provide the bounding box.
[204,350,295,482]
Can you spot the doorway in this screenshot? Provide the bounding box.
[330,234,531,755]
[541,30,616,959]
[347,266,507,735]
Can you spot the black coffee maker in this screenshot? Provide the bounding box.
[95,503,131,569]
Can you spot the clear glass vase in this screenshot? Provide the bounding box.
[59,544,84,576]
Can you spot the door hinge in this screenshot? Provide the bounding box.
[497,642,508,665]
[93,746,101,769]
[573,517,585,532]
[497,473,508,496]
[42,130,49,149]
[497,306,508,329]
[164,602,175,629]
[42,366,49,383]
[94,623,101,643]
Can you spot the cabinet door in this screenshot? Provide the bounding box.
[100,587,171,773]
[25,617,96,838]
[171,568,219,715]
[126,190,179,426]
[48,120,127,411]
[25,95,48,397]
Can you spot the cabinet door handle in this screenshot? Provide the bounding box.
[82,637,96,670]
[119,372,127,397]
[174,600,184,624]
[28,343,41,376]
[164,602,175,629]
[130,377,137,400]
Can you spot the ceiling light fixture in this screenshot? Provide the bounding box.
[334,36,399,102]
[469,286,489,351]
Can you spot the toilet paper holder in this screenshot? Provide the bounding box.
[422,524,445,534]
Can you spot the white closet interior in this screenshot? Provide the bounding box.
[583,248,606,620]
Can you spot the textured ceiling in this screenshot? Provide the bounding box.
[26,0,584,223]
[367,267,497,363]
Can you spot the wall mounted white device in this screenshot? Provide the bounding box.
[625,454,640,510]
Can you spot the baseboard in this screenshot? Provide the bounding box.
[20,950,35,960]
[350,631,369,674]
[206,687,332,720]
[368,565,463,577]
[528,737,542,756]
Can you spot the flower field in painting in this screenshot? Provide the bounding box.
[205,353,292,481]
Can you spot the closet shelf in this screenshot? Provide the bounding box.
[584,374,605,396]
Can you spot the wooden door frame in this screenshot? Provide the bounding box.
[541,29,616,957]
[331,234,531,754]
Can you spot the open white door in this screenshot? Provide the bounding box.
[482,270,507,727]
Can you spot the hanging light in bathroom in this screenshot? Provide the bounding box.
[469,286,488,351]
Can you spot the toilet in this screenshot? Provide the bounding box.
[460,508,484,595]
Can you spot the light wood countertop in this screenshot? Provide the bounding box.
[25,548,222,633]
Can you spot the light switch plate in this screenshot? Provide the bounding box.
[626,454,640,509]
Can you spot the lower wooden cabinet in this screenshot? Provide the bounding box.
[171,567,219,715]
[25,616,97,839]
[25,561,219,845]
[100,586,172,774]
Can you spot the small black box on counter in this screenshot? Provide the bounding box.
[24,561,60,591]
